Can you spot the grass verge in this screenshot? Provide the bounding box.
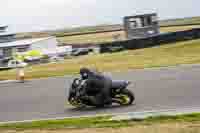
[0,113,200,130]
[1,39,200,80]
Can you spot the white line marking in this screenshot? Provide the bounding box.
[0,80,18,84]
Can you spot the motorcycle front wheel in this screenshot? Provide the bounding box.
[114,89,135,105]
[69,97,86,108]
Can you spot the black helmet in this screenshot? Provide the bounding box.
[80,67,90,79]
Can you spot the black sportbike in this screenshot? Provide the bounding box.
[68,78,135,108]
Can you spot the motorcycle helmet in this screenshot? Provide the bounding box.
[80,67,90,79]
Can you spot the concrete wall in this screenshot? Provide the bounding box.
[126,26,160,39]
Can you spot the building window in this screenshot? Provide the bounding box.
[0,49,3,56]
[151,15,158,25]
[151,15,158,22]
[3,48,12,57]
[0,49,3,58]
[130,21,137,29]
[147,16,152,25]
[142,17,152,27]
[129,18,142,29]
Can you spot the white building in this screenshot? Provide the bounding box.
[0,36,67,59]
[0,26,7,32]
[0,26,16,43]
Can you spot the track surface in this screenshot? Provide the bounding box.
[0,65,200,122]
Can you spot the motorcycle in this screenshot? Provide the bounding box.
[68,78,135,108]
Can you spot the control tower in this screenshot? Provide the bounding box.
[123,13,160,39]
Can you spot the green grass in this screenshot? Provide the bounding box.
[159,16,200,26]
[0,116,113,130]
[1,113,200,130]
[160,25,200,33]
[1,39,200,80]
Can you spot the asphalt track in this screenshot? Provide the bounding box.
[0,65,200,122]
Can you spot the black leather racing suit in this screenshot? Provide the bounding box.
[80,68,112,106]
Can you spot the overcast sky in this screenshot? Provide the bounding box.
[1,0,199,33]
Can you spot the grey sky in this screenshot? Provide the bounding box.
[1,0,199,33]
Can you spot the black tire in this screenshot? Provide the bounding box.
[119,89,135,105]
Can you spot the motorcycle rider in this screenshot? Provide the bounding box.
[79,67,112,107]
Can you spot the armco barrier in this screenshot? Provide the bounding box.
[99,28,200,53]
